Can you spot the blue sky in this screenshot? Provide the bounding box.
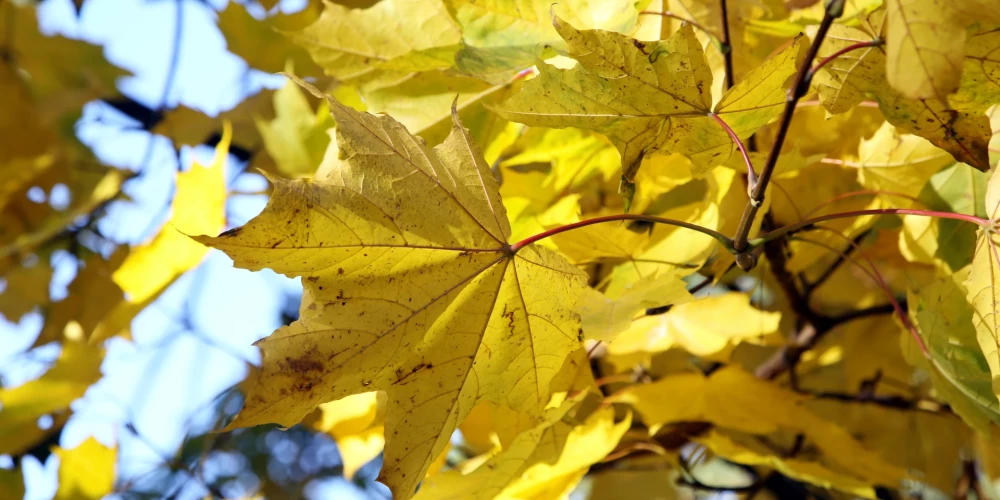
[0,1,377,498]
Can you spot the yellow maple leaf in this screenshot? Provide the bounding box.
[619,366,908,497]
[198,78,587,499]
[575,271,693,342]
[493,17,805,183]
[53,437,116,500]
[608,292,781,358]
[812,11,992,171]
[309,391,385,479]
[0,342,103,454]
[91,124,231,342]
[417,397,629,499]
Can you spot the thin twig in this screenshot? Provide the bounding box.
[639,10,724,45]
[751,208,987,248]
[807,39,884,82]
[802,230,870,298]
[710,112,757,186]
[510,213,734,253]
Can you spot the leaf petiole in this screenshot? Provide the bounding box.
[746,208,989,249]
[638,10,726,51]
[806,39,884,82]
[510,214,734,254]
[709,112,757,188]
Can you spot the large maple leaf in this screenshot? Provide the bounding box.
[198,79,587,498]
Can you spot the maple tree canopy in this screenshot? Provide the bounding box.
[3,0,1000,498]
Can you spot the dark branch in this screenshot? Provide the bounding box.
[803,229,871,298]
[731,0,846,262]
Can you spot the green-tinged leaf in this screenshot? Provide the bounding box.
[900,163,988,271]
[447,0,640,83]
[906,269,1000,431]
[964,165,1000,406]
[950,26,1000,112]
[256,80,334,178]
[286,0,462,82]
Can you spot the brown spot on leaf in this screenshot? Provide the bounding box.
[285,355,323,374]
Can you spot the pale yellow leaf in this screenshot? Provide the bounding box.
[608,293,780,358]
[417,400,629,500]
[311,392,385,478]
[576,271,694,342]
[852,121,954,199]
[92,125,230,342]
[0,342,103,454]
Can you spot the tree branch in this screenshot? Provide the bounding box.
[802,229,870,298]
[730,0,846,265]
[719,0,736,91]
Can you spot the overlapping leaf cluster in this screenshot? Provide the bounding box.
[192,0,1000,498]
[5,0,1000,498]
